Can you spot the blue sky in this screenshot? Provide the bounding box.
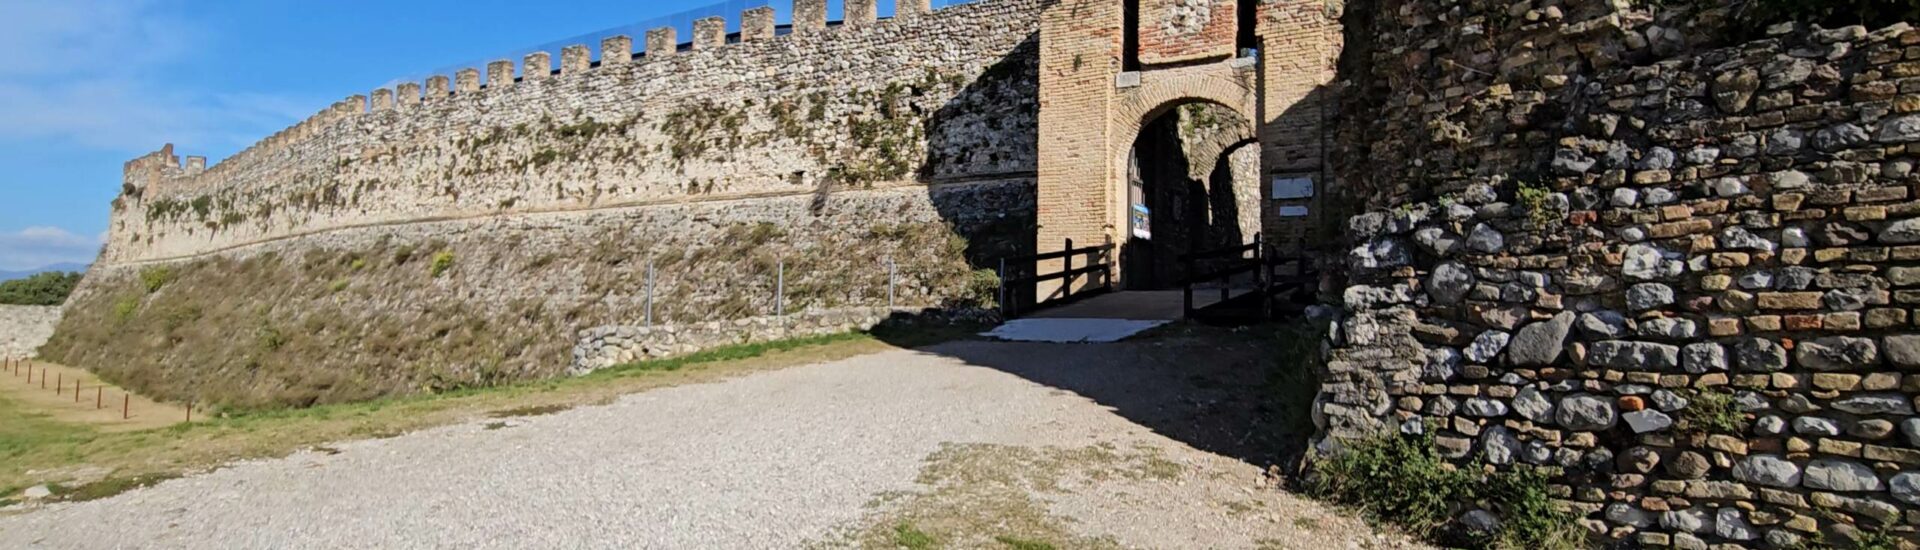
[0,0,825,271]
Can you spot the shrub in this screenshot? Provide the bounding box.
[1309,430,1586,550]
[139,267,175,293]
[0,271,83,306]
[429,251,455,278]
[1309,430,1476,536]
[967,268,1001,307]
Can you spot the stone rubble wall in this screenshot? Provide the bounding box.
[50,0,1046,405]
[104,0,1042,266]
[570,306,969,374]
[1320,0,1920,546]
[0,305,61,359]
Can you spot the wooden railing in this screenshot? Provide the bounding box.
[1179,235,1266,319]
[1179,235,1318,321]
[998,238,1114,318]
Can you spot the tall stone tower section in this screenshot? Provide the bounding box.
[1036,0,1342,295]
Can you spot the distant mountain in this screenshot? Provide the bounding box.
[0,263,89,281]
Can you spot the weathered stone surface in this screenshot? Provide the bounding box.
[1512,386,1555,423]
[1577,311,1630,339]
[1681,343,1728,373]
[1588,340,1680,370]
[1507,312,1574,366]
[1831,394,1913,415]
[1481,425,1519,465]
[1557,394,1618,431]
[1732,455,1801,488]
[1662,507,1713,533]
[1885,335,1920,368]
[1714,508,1757,541]
[1667,452,1710,480]
[1624,410,1674,433]
[1429,262,1474,304]
[1890,472,1920,505]
[1733,338,1789,372]
[1467,223,1505,254]
[1883,218,1920,244]
[1795,337,1879,371]
[1803,459,1882,492]
[1464,330,1511,363]
[1626,283,1675,310]
[1464,397,1509,417]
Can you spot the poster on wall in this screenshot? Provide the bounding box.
[1131,204,1152,240]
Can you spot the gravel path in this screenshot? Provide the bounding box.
[0,340,1424,549]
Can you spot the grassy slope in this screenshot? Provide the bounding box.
[44,219,996,409]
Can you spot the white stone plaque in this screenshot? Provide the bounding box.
[1271,177,1314,200]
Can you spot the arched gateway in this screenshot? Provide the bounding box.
[1033,0,1342,302]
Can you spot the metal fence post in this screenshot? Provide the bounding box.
[644,262,655,328]
[776,258,785,321]
[887,257,896,309]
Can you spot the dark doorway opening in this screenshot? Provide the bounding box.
[1121,103,1260,290]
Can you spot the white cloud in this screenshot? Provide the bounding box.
[0,0,325,154]
[0,226,103,271]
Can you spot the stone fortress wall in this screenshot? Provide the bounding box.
[0,305,61,360]
[1317,0,1920,546]
[108,0,1040,266]
[49,0,1050,407]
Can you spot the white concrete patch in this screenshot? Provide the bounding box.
[980,318,1170,343]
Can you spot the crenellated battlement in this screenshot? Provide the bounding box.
[127,0,988,203]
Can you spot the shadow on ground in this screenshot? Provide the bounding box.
[874,317,1315,472]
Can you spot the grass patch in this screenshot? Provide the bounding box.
[1681,389,1748,435]
[429,251,455,278]
[1308,430,1586,550]
[894,523,939,549]
[488,403,571,418]
[837,443,1146,548]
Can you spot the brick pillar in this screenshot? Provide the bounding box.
[693,17,726,50]
[646,27,677,58]
[1037,0,1123,295]
[742,7,775,41]
[561,45,591,75]
[455,69,481,93]
[846,0,877,26]
[523,51,552,81]
[486,60,515,89]
[601,35,633,65]
[793,0,826,34]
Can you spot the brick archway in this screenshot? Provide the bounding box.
[1033,0,1339,301]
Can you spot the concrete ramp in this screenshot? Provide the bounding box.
[979,318,1169,343]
